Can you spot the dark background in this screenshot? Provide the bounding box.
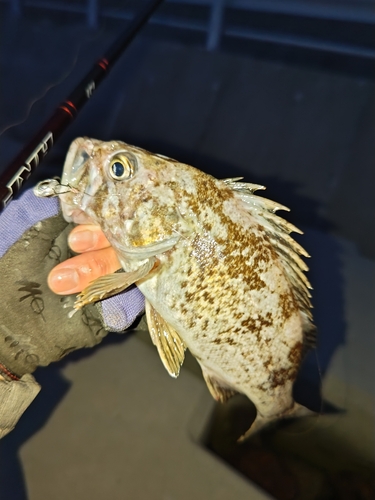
[0,1,374,499]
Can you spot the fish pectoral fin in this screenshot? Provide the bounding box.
[74,259,155,309]
[145,300,186,378]
[201,369,237,403]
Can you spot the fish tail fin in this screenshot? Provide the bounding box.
[238,402,315,442]
[289,401,315,419]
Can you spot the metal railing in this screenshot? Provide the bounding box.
[3,0,223,50]
[2,0,375,56]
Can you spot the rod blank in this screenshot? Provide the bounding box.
[0,0,164,212]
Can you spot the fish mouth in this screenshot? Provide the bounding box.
[61,137,94,187]
[59,137,98,223]
[59,186,94,224]
[60,203,94,224]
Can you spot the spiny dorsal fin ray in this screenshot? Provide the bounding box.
[222,178,316,346]
[262,210,303,236]
[222,178,266,194]
[237,192,290,213]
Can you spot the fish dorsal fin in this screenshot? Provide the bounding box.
[223,178,316,346]
[145,300,186,378]
[74,259,155,309]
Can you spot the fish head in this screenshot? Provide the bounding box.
[59,137,192,260]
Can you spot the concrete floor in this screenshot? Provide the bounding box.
[0,5,374,499]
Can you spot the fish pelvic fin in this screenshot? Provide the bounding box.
[145,300,186,378]
[74,259,155,309]
[201,369,237,403]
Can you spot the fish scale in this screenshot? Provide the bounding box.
[37,136,316,438]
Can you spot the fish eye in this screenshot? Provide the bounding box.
[109,154,135,181]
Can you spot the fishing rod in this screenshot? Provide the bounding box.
[0,0,164,212]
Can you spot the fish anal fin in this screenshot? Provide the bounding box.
[201,370,237,403]
[74,259,154,309]
[145,300,186,378]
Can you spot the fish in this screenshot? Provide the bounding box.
[50,137,317,437]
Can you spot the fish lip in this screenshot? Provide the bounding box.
[61,137,92,186]
[59,137,97,223]
[60,202,94,224]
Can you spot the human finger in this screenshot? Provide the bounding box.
[48,246,121,294]
[68,225,111,253]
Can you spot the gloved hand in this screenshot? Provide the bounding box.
[0,188,145,438]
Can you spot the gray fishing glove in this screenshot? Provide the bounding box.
[0,188,145,438]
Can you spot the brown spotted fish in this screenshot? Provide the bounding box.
[56,137,316,437]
